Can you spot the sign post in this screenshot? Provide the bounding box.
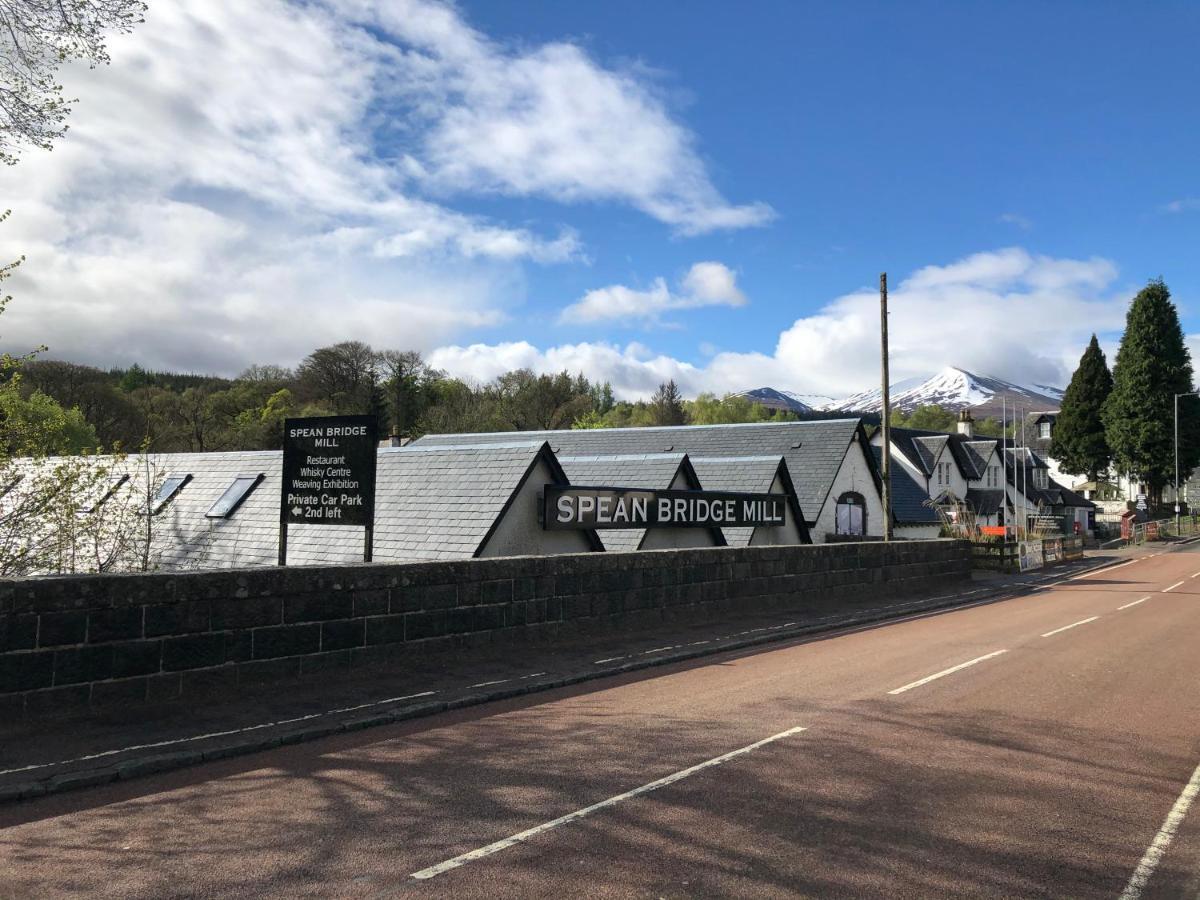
[279,415,378,565]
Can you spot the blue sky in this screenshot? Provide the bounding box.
[1,1,1197,400]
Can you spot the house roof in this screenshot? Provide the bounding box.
[871,446,941,525]
[555,453,698,552]
[414,419,871,527]
[39,441,591,570]
[688,455,812,546]
[965,488,1005,517]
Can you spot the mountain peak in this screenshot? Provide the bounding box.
[828,367,1062,416]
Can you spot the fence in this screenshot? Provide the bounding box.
[970,535,1084,573]
[1128,515,1200,545]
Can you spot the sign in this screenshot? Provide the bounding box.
[1043,537,1062,564]
[543,486,786,530]
[1018,540,1044,572]
[1136,492,1148,511]
[280,415,378,564]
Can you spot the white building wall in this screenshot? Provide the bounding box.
[479,458,596,558]
[814,438,884,541]
[747,471,808,546]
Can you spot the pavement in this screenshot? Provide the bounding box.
[1,543,1199,897]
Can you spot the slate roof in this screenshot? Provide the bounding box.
[688,455,810,546]
[871,446,941,525]
[414,419,871,527]
[965,488,1005,517]
[27,441,583,570]
[555,453,695,552]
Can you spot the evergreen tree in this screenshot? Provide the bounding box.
[649,379,686,426]
[1051,335,1113,481]
[1102,279,1200,503]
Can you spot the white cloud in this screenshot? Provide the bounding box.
[998,212,1032,230]
[342,1,773,235]
[1162,198,1200,214]
[559,261,746,325]
[0,0,763,372]
[433,248,1131,400]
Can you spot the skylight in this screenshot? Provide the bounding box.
[151,474,192,514]
[86,474,130,513]
[206,473,264,519]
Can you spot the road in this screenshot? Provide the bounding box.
[2,546,1199,898]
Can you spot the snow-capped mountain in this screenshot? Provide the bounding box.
[828,366,1063,416]
[733,387,837,415]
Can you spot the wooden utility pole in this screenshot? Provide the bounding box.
[880,273,893,541]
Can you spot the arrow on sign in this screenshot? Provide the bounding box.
[292,506,303,516]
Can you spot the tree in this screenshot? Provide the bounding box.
[0,0,146,164]
[649,379,686,426]
[379,350,439,438]
[296,341,380,414]
[1103,279,1200,504]
[1051,335,1113,481]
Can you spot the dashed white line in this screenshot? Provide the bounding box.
[1118,596,1152,610]
[887,650,1008,695]
[1041,616,1100,638]
[593,655,627,665]
[1118,759,1200,900]
[469,679,508,688]
[1163,581,1185,593]
[410,725,808,880]
[1190,571,1200,579]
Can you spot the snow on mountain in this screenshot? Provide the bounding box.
[732,387,836,415]
[827,366,1063,416]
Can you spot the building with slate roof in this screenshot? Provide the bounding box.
[688,456,811,546]
[19,441,600,571]
[867,446,942,539]
[556,453,725,551]
[874,423,1093,535]
[414,419,885,543]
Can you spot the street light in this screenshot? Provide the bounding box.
[1175,391,1200,534]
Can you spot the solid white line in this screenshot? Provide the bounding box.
[1163,581,1185,593]
[1118,760,1200,900]
[0,691,438,777]
[887,650,1008,695]
[410,726,808,880]
[1118,597,1152,610]
[1041,616,1099,638]
[1069,559,1137,580]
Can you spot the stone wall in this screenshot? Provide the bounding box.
[0,540,970,718]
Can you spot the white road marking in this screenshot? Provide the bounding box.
[1163,581,1185,592]
[1069,559,1138,580]
[410,725,807,880]
[1190,571,1200,579]
[0,691,438,777]
[1118,759,1200,900]
[887,650,1008,695]
[469,679,508,688]
[1118,597,1152,610]
[520,672,547,679]
[593,656,627,665]
[1041,616,1099,638]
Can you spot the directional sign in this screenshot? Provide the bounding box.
[281,415,377,527]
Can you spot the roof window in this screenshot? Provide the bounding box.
[86,474,130,513]
[206,473,265,518]
[150,474,192,514]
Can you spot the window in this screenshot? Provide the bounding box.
[85,474,130,513]
[835,491,867,536]
[1039,421,1051,440]
[150,474,192,514]
[206,473,264,518]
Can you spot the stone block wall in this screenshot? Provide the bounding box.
[0,540,970,718]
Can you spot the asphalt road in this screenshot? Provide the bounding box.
[2,547,1199,898]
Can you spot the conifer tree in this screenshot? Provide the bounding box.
[1050,335,1113,482]
[650,379,686,426]
[1102,279,1200,504]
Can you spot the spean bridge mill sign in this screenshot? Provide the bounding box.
[279,415,378,564]
[543,486,786,530]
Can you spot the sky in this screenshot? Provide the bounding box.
[1,0,1197,402]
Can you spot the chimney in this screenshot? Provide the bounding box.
[957,409,974,438]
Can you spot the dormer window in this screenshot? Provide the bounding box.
[1039,421,1051,440]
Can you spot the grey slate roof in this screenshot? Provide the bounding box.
[414,419,870,526]
[52,442,580,570]
[688,455,801,546]
[871,446,941,525]
[556,453,693,552]
[965,488,1005,517]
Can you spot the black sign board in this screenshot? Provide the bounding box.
[543,486,786,530]
[279,415,378,563]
